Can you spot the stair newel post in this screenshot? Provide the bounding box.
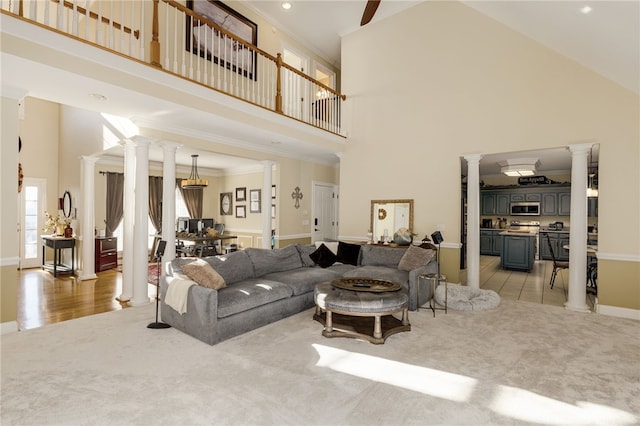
[275,53,283,114]
[150,0,162,68]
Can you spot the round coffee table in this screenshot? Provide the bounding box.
[313,280,410,344]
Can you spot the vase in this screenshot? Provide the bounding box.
[64,226,73,238]
[56,225,65,236]
[393,233,413,245]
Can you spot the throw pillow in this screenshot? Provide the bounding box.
[315,240,338,255]
[337,241,361,266]
[398,244,436,271]
[182,260,226,290]
[310,243,337,268]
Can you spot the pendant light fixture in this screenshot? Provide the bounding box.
[181,154,208,189]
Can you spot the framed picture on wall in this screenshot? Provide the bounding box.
[235,205,246,218]
[250,189,261,213]
[272,184,276,199]
[271,204,276,219]
[186,0,258,80]
[220,192,233,215]
[235,187,246,201]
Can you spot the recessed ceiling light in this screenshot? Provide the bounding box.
[580,5,592,14]
[281,2,292,10]
[89,93,107,101]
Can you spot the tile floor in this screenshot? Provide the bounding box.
[459,255,596,309]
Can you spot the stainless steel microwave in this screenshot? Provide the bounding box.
[510,202,540,216]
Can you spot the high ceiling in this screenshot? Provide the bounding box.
[246,0,639,94]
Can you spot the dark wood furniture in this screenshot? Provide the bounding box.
[175,234,237,257]
[95,237,118,272]
[42,236,75,277]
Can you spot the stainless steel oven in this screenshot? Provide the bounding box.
[510,202,540,216]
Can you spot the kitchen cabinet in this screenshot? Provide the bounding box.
[481,192,497,215]
[511,193,540,202]
[501,233,536,271]
[496,193,510,216]
[541,192,558,215]
[95,237,118,272]
[482,192,510,216]
[480,229,502,256]
[540,232,569,261]
[558,191,571,216]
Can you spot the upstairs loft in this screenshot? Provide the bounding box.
[1,0,347,162]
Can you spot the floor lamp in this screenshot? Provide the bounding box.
[430,231,447,314]
[148,240,171,329]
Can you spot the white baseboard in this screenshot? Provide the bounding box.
[597,304,640,321]
[1,321,19,334]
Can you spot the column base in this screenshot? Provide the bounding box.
[564,301,591,313]
[78,273,98,281]
[128,297,152,307]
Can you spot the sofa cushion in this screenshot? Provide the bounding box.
[182,260,226,290]
[336,241,361,266]
[203,250,254,285]
[343,266,409,289]
[310,243,337,268]
[245,245,304,277]
[359,245,407,268]
[398,245,436,271]
[295,244,317,267]
[263,267,341,296]
[216,278,294,318]
[315,241,338,255]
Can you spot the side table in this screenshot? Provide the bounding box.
[418,273,447,317]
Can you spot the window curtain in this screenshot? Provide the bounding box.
[176,178,202,218]
[149,176,163,233]
[105,172,124,237]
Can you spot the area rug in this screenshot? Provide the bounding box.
[2,300,639,425]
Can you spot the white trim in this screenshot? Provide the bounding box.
[0,257,19,266]
[1,321,19,334]
[597,252,640,262]
[597,304,640,321]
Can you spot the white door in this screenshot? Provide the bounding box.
[312,182,338,242]
[20,178,46,269]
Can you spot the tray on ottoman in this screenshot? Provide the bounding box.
[331,278,401,292]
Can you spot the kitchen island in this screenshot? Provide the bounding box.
[500,231,536,272]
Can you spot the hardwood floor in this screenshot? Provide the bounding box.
[16,256,595,330]
[17,267,156,331]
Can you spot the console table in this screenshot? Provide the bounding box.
[42,236,75,277]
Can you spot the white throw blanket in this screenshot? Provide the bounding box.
[165,276,196,315]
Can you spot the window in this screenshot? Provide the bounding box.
[112,186,189,253]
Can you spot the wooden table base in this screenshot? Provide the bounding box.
[313,310,410,345]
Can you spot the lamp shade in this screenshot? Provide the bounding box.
[181,154,208,189]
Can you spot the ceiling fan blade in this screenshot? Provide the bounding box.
[360,0,381,26]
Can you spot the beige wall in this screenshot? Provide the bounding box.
[1,96,20,325]
[340,1,639,309]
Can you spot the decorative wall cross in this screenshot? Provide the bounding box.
[291,186,303,209]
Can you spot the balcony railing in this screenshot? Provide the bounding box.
[2,0,346,135]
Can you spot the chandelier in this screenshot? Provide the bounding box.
[181,154,208,189]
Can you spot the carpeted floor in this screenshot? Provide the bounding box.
[1,300,639,425]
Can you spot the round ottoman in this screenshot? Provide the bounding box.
[313,281,410,344]
[435,285,500,311]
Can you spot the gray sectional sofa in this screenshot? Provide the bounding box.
[160,242,437,345]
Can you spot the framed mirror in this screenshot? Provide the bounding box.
[62,190,72,218]
[370,199,413,242]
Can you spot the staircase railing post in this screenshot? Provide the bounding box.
[150,0,162,68]
[275,53,283,113]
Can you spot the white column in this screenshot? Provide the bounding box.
[117,140,136,302]
[464,154,483,289]
[130,138,151,306]
[565,143,592,312]
[161,141,181,263]
[262,161,275,249]
[78,156,98,281]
